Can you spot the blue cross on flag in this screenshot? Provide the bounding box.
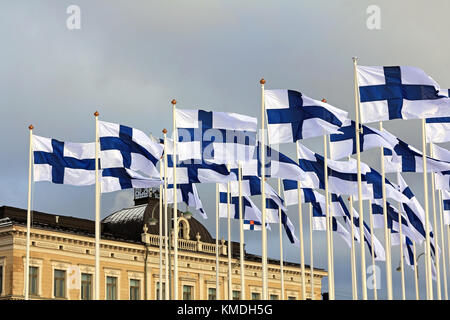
[357,66,450,124]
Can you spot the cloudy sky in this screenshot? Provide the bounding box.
[1,1,449,300]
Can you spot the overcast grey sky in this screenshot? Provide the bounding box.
[1,1,449,300]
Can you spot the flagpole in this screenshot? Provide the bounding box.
[368,199,377,300]
[94,111,101,300]
[163,129,169,300]
[352,57,368,300]
[238,161,246,300]
[349,195,358,300]
[437,189,449,299]
[378,121,393,300]
[413,240,420,300]
[309,203,315,300]
[226,167,232,300]
[277,178,285,300]
[318,131,334,300]
[171,99,179,300]
[296,178,306,300]
[260,78,268,300]
[25,124,33,300]
[215,183,220,300]
[325,132,336,301]
[159,150,163,300]
[421,118,433,300]
[396,195,406,300]
[429,144,442,300]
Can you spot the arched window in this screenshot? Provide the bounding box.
[177,218,190,240]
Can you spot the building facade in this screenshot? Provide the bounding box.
[0,190,326,300]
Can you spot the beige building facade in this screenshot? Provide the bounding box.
[0,192,326,300]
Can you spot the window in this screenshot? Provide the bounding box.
[183,285,193,300]
[208,288,216,300]
[0,265,3,295]
[81,273,92,300]
[156,282,166,300]
[232,290,240,300]
[270,294,279,300]
[29,266,39,296]
[54,269,66,298]
[179,222,185,239]
[130,279,140,300]
[251,292,261,300]
[288,296,296,300]
[106,276,118,300]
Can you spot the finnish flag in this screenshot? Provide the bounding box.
[264,89,349,144]
[329,120,399,160]
[99,121,164,192]
[218,190,270,230]
[282,180,325,207]
[33,135,96,186]
[265,198,300,245]
[426,89,450,143]
[442,190,450,225]
[357,66,450,124]
[430,144,450,191]
[175,109,257,164]
[332,217,353,248]
[164,183,207,219]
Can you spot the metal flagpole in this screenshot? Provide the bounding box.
[396,173,406,300]
[413,241,420,300]
[94,111,101,300]
[430,144,442,300]
[163,129,169,300]
[368,199,377,300]
[326,133,336,300]
[277,178,285,300]
[238,161,245,300]
[227,169,232,300]
[216,183,220,300]
[309,203,315,300]
[25,124,33,300]
[318,132,334,300]
[260,78,268,299]
[437,189,448,299]
[379,121,393,300]
[171,99,179,300]
[352,57,368,300]
[349,195,358,300]
[296,178,306,300]
[421,118,433,300]
[159,153,163,300]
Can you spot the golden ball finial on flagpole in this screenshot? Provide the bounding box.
[260,78,266,85]
[171,99,177,105]
[162,128,167,134]
[94,111,99,117]
[321,99,327,103]
[28,124,33,130]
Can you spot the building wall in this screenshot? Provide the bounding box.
[0,224,326,300]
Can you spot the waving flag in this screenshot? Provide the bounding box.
[264,89,349,144]
[357,65,450,124]
[33,135,96,186]
[165,183,207,219]
[329,120,398,160]
[99,121,163,192]
[175,109,257,164]
[282,180,325,207]
[442,190,450,225]
[331,217,353,248]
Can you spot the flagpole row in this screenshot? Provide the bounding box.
[172,99,179,300]
[421,118,433,300]
[25,124,33,300]
[163,129,170,300]
[429,144,442,300]
[94,111,101,300]
[352,57,368,300]
[277,178,285,300]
